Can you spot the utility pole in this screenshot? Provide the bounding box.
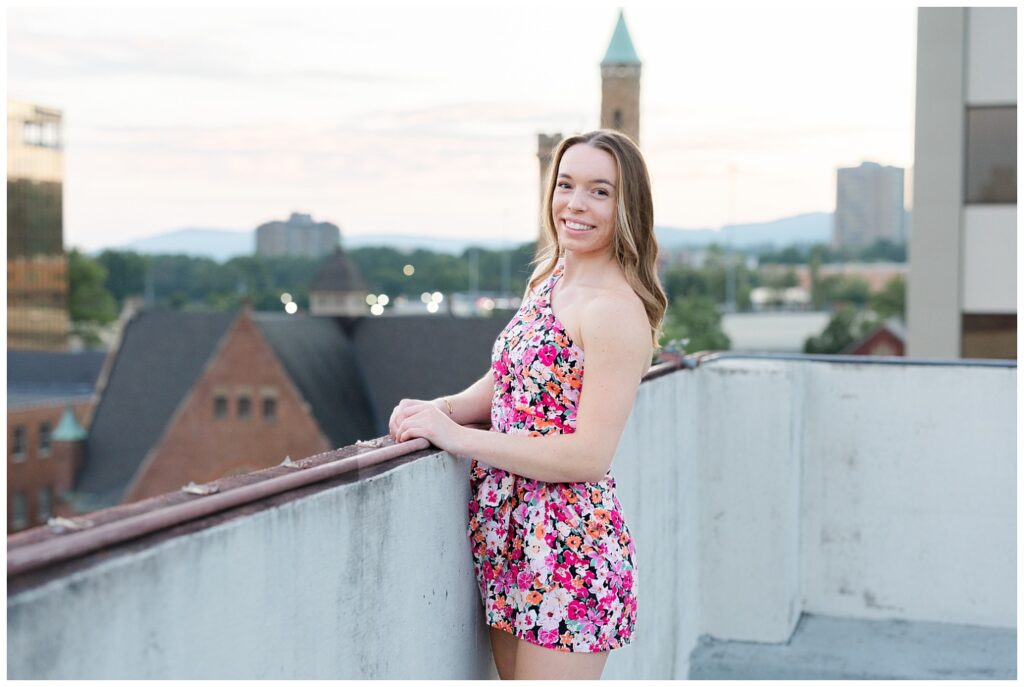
[501,248,510,299]
[725,164,738,312]
[468,247,479,297]
[144,260,155,308]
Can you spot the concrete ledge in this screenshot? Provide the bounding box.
[7,358,1015,679]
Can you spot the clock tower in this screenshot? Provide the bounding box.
[600,10,642,145]
[534,10,643,260]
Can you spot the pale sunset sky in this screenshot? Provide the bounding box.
[7,3,918,252]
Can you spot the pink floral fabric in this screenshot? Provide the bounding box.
[467,258,638,653]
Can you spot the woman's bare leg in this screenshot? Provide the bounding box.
[488,626,519,680]
[512,639,609,680]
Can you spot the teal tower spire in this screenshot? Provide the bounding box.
[601,9,641,66]
[600,9,642,144]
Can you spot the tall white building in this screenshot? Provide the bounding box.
[833,162,906,249]
[908,8,1016,360]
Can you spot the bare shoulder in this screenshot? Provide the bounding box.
[580,284,652,375]
[583,284,646,324]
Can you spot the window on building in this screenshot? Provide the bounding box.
[12,426,27,462]
[22,121,41,145]
[39,421,52,458]
[12,491,28,530]
[37,486,53,523]
[612,109,623,130]
[262,396,277,421]
[962,313,1017,360]
[237,395,252,420]
[214,395,228,419]
[965,106,1017,204]
[21,121,61,149]
[41,122,61,148]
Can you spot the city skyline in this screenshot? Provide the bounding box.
[7,5,917,252]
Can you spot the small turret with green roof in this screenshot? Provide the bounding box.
[53,405,87,442]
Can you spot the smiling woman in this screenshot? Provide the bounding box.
[389,129,666,679]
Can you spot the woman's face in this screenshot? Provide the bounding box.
[552,143,618,257]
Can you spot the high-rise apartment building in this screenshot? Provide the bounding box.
[908,8,1016,359]
[7,99,70,351]
[833,162,906,250]
[254,212,341,259]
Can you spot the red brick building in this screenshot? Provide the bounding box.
[7,403,91,531]
[69,304,506,514]
[844,318,907,357]
[120,309,330,502]
[7,349,105,532]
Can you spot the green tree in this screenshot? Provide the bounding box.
[761,267,799,289]
[815,274,871,308]
[808,245,825,308]
[868,275,905,320]
[68,249,118,346]
[660,295,731,353]
[833,275,871,307]
[663,265,714,301]
[860,239,907,263]
[88,242,538,314]
[759,244,806,264]
[97,250,147,306]
[803,305,878,354]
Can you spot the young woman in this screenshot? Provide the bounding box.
[389,129,666,679]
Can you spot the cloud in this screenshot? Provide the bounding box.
[7,29,403,85]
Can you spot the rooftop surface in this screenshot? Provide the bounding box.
[689,613,1016,680]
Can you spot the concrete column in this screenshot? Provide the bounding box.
[696,359,803,642]
[907,8,966,358]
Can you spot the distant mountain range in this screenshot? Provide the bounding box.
[96,211,844,262]
[655,212,833,250]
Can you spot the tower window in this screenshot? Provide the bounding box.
[237,395,252,420]
[37,486,53,523]
[613,110,623,130]
[39,421,52,457]
[12,426,26,462]
[11,491,28,530]
[262,396,277,421]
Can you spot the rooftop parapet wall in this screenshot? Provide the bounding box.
[7,356,1016,679]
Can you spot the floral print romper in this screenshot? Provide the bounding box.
[467,258,638,653]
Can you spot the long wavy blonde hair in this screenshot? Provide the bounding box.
[528,129,668,349]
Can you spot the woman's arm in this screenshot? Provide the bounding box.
[391,284,537,436]
[400,295,651,484]
[389,369,493,441]
[433,369,494,426]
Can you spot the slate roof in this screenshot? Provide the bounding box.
[7,349,107,386]
[76,311,235,506]
[351,313,510,436]
[309,247,368,292]
[74,306,511,508]
[7,349,107,408]
[253,313,377,448]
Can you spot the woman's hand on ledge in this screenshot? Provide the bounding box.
[390,398,466,452]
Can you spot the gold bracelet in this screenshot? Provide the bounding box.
[443,397,454,416]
